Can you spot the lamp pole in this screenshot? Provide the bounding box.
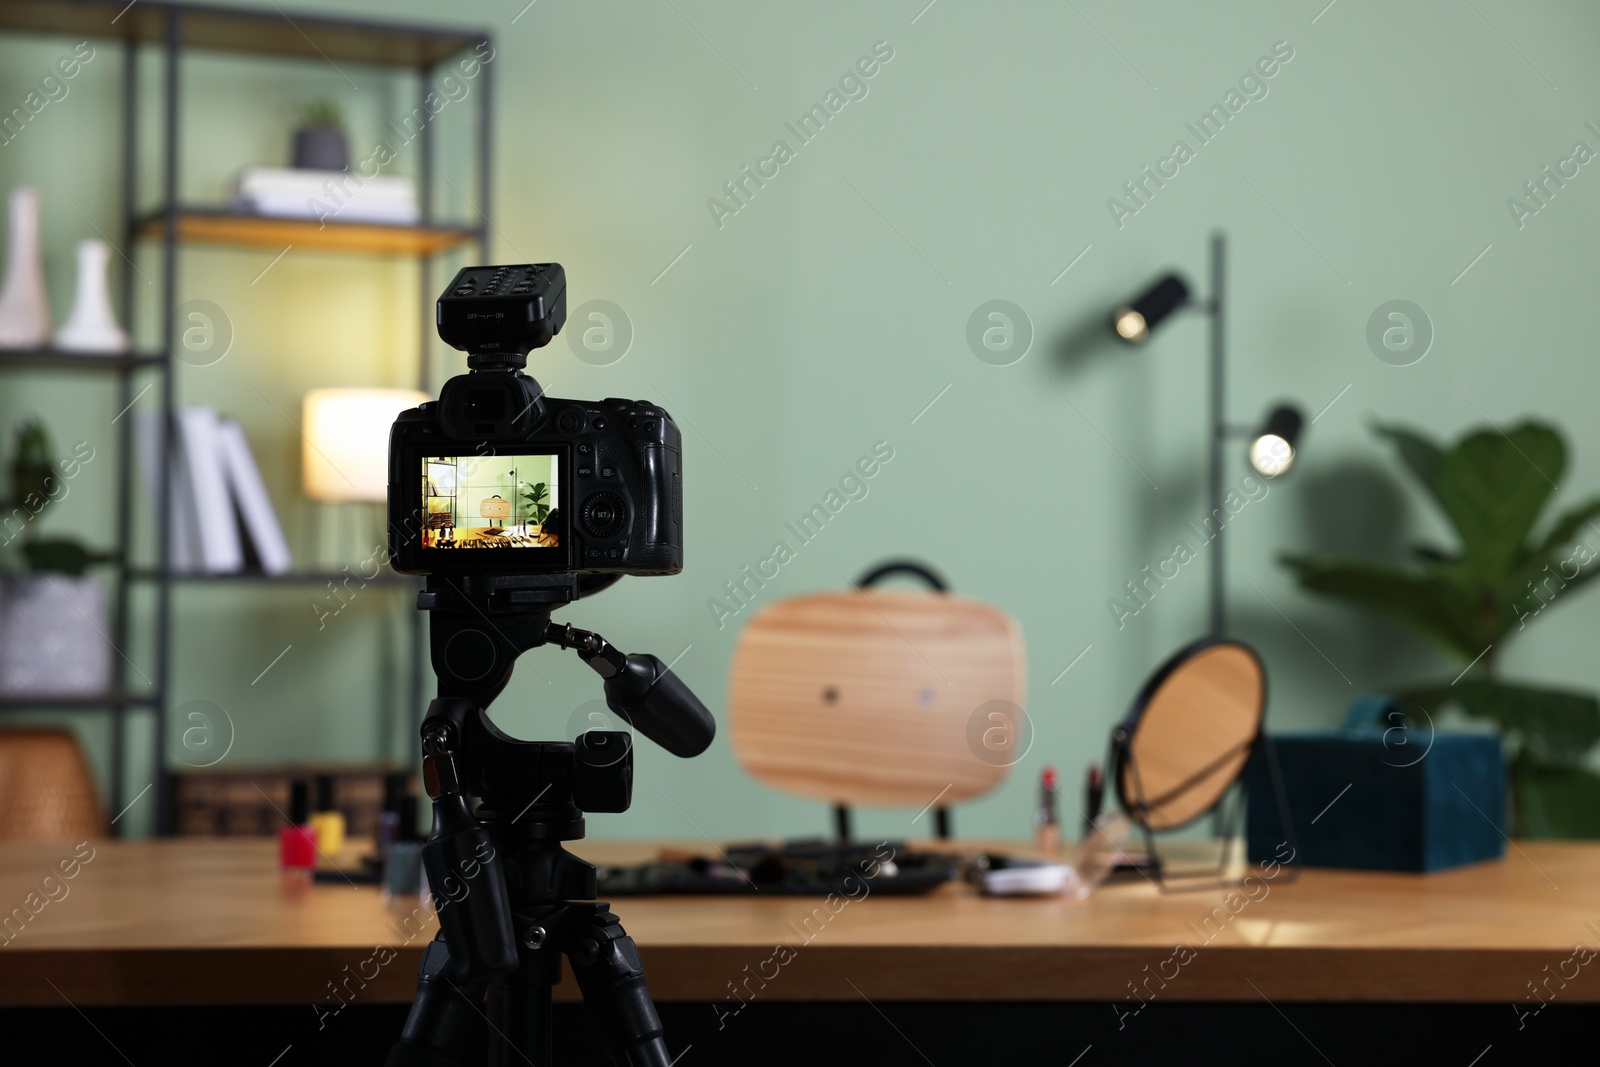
[1208,232,1226,639]
[1114,232,1301,639]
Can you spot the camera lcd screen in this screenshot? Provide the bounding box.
[419,452,562,551]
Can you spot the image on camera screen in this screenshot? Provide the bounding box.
[420,453,561,550]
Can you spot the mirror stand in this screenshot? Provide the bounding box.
[1117,729,1299,894]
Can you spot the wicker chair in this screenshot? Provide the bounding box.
[0,728,105,839]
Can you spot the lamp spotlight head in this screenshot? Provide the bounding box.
[1112,273,1190,344]
[1248,404,1305,478]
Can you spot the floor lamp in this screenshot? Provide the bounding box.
[1109,233,1306,637]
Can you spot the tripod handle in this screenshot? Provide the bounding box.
[548,623,716,758]
[422,792,519,983]
[604,653,716,758]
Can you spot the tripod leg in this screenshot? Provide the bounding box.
[487,978,553,1067]
[387,934,490,1067]
[568,909,672,1067]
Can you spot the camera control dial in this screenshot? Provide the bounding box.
[581,492,628,539]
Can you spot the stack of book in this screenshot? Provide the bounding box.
[137,408,292,574]
[234,166,419,225]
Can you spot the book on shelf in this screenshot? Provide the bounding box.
[234,166,420,225]
[134,411,201,572]
[176,408,243,572]
[215,418,291,574]
[138,407,292,575]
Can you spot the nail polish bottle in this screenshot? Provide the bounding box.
[384,791,423,899]
[375,772,407,867]
[309,774,346,856]
[279,778,319,877]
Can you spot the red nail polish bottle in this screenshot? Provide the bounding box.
[279,778,318,874]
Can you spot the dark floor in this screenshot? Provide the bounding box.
[4,1000,1567,1065]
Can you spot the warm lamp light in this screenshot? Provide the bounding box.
[302,388,428,502]
[1248,404,1304,479]
[1111,274,1190,345]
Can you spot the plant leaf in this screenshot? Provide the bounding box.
[21,539,114,577]
[1506,496,1600,590]
[1511,760,1600,839]
[1280,554,1482,660]
[1403,679,1600,762]
[1373,422,1448,512]
[1434,423,1565,584]
[1500,557,1600,636]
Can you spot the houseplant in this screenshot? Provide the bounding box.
[292,98,348,172]
[0,419,114,695]
[520,480,550,528]
[1281,420,1600,838]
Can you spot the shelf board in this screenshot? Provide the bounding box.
[137,209,479,256]
[0,348,164,371]
[0,1,487,70]
[0,691,159,711]
[130,569,419,587]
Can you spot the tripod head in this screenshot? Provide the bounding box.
[413,572,715,984]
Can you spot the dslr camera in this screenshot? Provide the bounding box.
[388,264,682,580]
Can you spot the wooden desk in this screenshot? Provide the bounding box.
[0,838,1594,1007]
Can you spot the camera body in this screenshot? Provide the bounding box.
[388,264,683,578]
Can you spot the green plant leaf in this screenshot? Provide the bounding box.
[1280,554,1482,660]
[1404,679,1600,762]
[10,418,55,507]
[1506,496,1600,590]
[299,98,344,129]
[1435,423,1565,584]
[1373,422,1447,511]
[21,539,114,577]
[1511,759,1600,839]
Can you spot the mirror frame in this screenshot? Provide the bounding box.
[1111,637,1266,832]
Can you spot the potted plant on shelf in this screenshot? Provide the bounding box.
[0,419,115,696]
[292,98,349,172]
[1281,420,1600,838]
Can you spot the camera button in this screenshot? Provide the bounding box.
[578,466,593,478]
[607,548,622,560]
[578,443,592,455]
[592,417,607,430]
[558,411,583,433]
[601,467,615,479]
[587,549,601,560]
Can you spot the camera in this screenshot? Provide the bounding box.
[388,263,683,578]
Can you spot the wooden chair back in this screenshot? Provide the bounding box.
[0,728,104,840]
[729,586,1026,810]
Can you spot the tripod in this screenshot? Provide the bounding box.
[387,573,716,1066]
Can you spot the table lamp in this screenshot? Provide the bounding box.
[302,387,428,562]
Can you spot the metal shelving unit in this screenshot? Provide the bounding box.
[0,0,494,834]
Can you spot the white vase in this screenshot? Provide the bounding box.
[55,239,128,353]
[0,187,50,350]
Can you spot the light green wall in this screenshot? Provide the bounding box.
[4,0,1600,842]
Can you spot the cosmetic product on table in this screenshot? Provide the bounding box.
[1032,765,1061,856]
[1083,763,1104,836]
[375,771,407,866]
[279,778,318,878]
[309,774,346,855]
[383,789,423,899]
